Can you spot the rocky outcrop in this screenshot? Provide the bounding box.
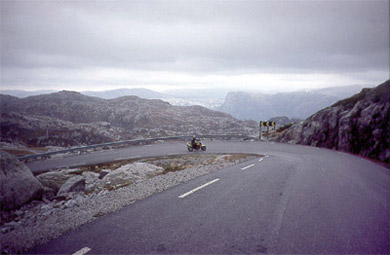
[0,151,44,210]
[278,80,390,163]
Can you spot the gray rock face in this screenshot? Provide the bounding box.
[278,80,390,163]
[0,151,44,210]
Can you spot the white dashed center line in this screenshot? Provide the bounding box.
[259,158,264,162]
[73,247,91,255]
[179,179,220,198]
[241,164,255,171]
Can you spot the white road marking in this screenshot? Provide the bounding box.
[259,158,264,162]
[178,179,220,198]
[241,164,255,171]
[73,247,91,255]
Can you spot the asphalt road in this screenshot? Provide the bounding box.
[29,141,390,254]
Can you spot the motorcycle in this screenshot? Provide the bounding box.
[187,139,206,152]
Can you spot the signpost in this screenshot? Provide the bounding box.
[259,121,275,140]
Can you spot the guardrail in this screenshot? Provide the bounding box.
[18,134,259,162]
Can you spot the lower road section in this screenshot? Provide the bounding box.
[30,141,390,254]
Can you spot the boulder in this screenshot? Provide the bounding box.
[96,163,163,191]
[82,171,100,193]
[36,170,73,193]
[0,151,44,210]
[57,175,85,196]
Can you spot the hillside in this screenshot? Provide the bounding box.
[0,91,257,147]
[278,80,390,163]
[217,85,368,121]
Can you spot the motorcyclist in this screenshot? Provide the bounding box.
[191,136,197,149]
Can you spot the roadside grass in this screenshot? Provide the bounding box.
[1,149,35,156]
[1,147,50,156]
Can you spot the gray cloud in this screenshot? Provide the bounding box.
[1,0,389,90]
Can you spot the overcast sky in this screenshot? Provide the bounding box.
[1,0,389,93]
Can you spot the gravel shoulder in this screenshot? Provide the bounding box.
[1,154,258,254]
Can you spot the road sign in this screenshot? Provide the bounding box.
[259,121,276,140]
[260,121,275,127]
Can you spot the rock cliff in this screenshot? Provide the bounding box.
[278,80,390,163]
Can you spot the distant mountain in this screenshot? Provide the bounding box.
[316,84,368,98]
[0,88,168,99]
[82,88,170,99]
[164,88,229,99]
[218,91,339,121]
[1,85,370,117]
[0,89,57,98]
[278,80,390,164]
[0,91,257,147]
[0,88,225,109]
[217,85,367,121]
[82,88,228,109]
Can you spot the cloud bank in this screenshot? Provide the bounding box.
[1,0,389,92]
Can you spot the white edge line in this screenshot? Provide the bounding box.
[241,164,255,171]
[73,247,91,255]
[179,178,220,198]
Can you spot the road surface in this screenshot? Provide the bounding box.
[29,141,390,254]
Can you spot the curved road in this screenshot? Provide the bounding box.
[29,141,390,254]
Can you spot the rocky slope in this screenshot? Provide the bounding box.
[0,91,257,147]
[278,80,390,163]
